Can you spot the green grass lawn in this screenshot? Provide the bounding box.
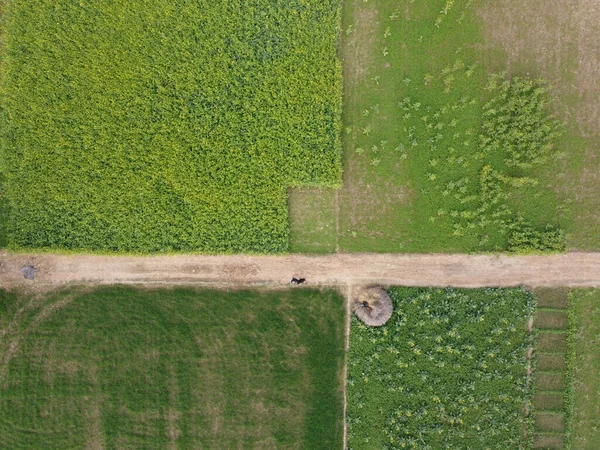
[289,0,597,254]
[0,0,342,253]
[0,287,345,449]
[347,287,534,449]
[334,0,567,253]
[569,289,600,449]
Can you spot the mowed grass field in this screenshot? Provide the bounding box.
[347,287,535,449]
[0,287,345,449]
[290,0,600,254]
[0,0,342,253]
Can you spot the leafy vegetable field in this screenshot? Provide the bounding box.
[0,0,342,252]
[347,287,535,449]
[0,286,345,449]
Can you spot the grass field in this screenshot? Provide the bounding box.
[0,0,342,253]
[0,287,345,449]
[347,287,535,449]
[570,289,600,449]
[289,0,599,254]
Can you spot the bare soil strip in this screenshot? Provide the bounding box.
[2,252,600,292]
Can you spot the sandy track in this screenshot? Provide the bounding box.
[2,251,600,291]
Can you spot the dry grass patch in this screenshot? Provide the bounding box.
[342,0,379,90]
[536,354,566,372]
[537,332,567,353]
[288,188,337,254]
[479,0,600,135]
[536,373,565,392]
[534,413,565,433]
[534,288,570,309]
[535,311,568,330]
[533,433,564,450]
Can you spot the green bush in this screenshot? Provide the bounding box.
[0,0,342,252]
[508,219,567,253]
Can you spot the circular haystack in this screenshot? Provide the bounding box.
[353,286,393,326]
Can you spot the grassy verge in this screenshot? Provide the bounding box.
[347,287,534,449]
[0,286,345,449]
[569,289,600,449]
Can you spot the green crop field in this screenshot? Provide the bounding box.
[0,0,342,252]
[347,287,535,449]
[0,287,345,449]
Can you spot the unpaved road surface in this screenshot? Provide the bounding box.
[2,252,600,291]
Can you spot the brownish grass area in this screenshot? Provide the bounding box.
[288,188,338,254]
[534,392,565,411]
[534,413,565,432]
[537,332,567,353]
[535,311,568,330]
[536,372,565,392]
[536,354,566,372]
[479,0,600,136]
[533,433,564,450]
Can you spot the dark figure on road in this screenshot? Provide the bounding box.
[290,277,306,284]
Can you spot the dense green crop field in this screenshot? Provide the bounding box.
[347,287,535,449]
[0,286,345,449]
[0,0,342,252]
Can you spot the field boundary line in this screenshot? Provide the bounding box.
[342,283,352,450]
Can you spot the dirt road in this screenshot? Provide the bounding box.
[2,251,600,291]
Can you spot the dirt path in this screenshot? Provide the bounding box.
[2,251,600,292]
